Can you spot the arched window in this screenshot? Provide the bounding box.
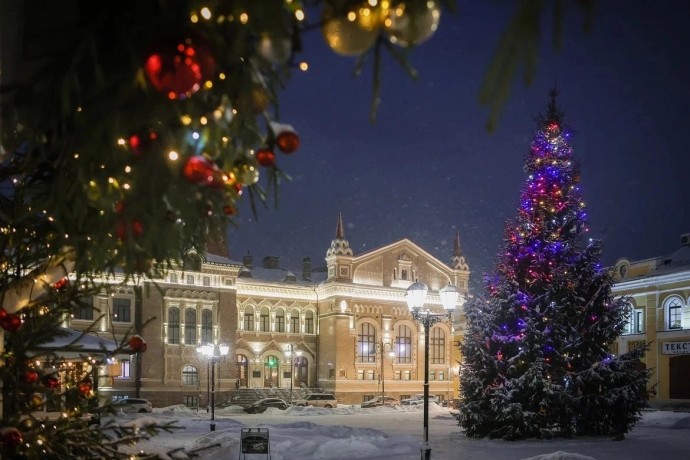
[259,307,270,332]
[396,325,412,363]
[182,365,198,385]
[275,309,285,333]
[168,307,180,344]
[290,309,300,333]
[305,310,314,334]
[244,306,254,331]
[666,297,683,330]
[430,327,445,364]
[357,323,376,363]
[201,309,213,343]
[185,308,197,345]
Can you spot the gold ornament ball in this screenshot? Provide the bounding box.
[322,6,379,56]
[257,33,293,65]
[231,158,260,186]
[384,1,441,47]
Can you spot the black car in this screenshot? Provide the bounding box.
[243,398,289,414]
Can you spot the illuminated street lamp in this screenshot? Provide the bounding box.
[406,282,458,460]
[377,341,395,405]
[285,344,302,405]
[198,342,229,432]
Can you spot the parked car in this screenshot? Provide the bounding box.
[361,396,400,408]
[401,394,440,406]
[113,398,153,414]
[243,398,289,414]
[292,393,338,408]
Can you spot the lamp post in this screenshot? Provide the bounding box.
[198,342,229,432]
[377,341,395,405]
[406,282,459,460]
[285,344,302,405]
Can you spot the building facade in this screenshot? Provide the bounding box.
[67,215,470,407]
[612,233,690,401]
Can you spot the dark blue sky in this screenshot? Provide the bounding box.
[227,1,690,287]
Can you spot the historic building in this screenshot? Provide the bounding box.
[612,233,690,401]
[67,215,471,407]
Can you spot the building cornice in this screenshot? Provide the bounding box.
[613,271,690,292]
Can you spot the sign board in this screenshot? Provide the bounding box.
[661,341,690,355]
[240,428,270,459]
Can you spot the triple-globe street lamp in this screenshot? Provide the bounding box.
[406,282,459,460]
[197,342,229,432]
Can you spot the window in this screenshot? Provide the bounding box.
[305,311,314,334]
[244,307,254,331]
[396,325,412,364]
[182,365,199,385]
[185,308,197,345]
[290,310,300,333]
[403,370,411,381]
[668,298,683,330]
[118,360,131,379]
[168,307,180,344]
[275,309,285,333]
[623,303,644,335]
[201,309,212,343]
[183,395,198,408]
[202,276,210,286]
[357,323,376,363]
[430,370,436,381]
[366,369,375,380]
[401,269,408,280]
[430,327,445,364]
[259,307,270,332]
[357,369,364,380]
[112,298,131,322]
[169,273,177,283]
[438,371,445,381]
[74,296,94,321]
[186,275,194,285]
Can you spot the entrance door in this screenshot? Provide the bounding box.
[236,354,248,388]
[264,356,279,388]
[669,355,690,399]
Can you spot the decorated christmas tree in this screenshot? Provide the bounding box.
[457,91,651,440]
[0,0,457,457]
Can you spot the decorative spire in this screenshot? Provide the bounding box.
[453,231,463,257]
[326,212,353,257]
[451,230,469,270]
[335,211,345,239]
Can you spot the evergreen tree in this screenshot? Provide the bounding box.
[457,91,651,440]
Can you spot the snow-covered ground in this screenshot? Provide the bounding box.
[116,403,690,460]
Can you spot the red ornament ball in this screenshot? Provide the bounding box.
[128,335,148,353]
[276,131,299,154]
[42,375,61,389]
[23,370,39,384]
[128,130,159,156]
[116,219,144,241]
[0,313,23,333]
[182,156,222,187]
[256,148,276,167]
[144,35,215,100]
[0,428,23,449]
[0,307,6,320]
[52,277,69,291]
[79,382,93,397]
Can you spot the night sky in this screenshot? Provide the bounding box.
[227,1,690,289]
